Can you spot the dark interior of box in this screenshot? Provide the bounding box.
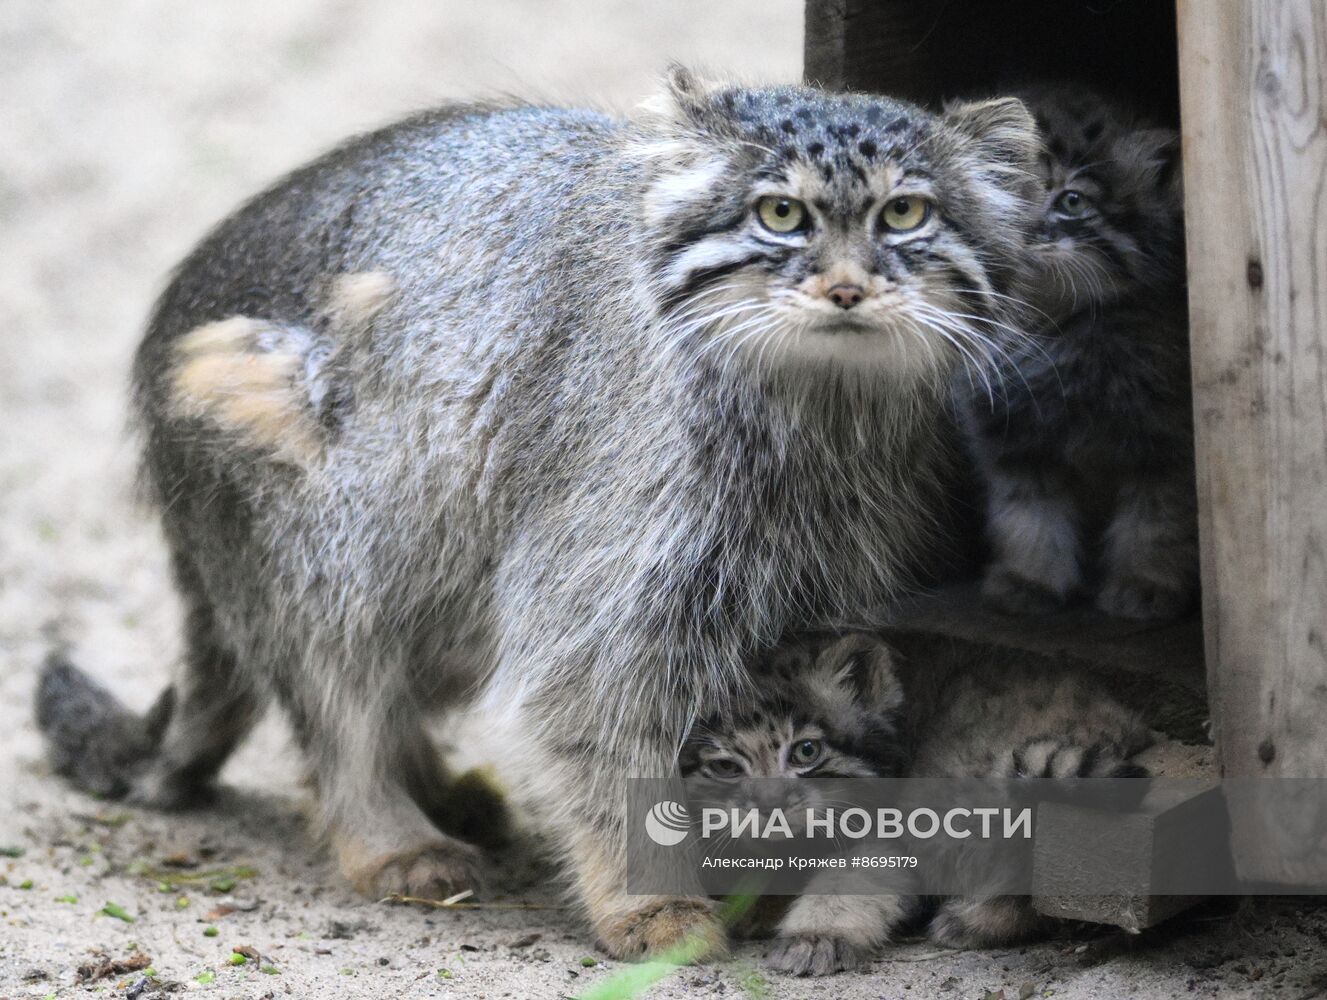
[807,0,1180,125]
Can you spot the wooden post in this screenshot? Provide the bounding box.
[1177,1,1327,883]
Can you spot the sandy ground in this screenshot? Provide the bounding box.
[3,2,1326,997]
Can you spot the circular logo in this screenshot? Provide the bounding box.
[644,800,691,846]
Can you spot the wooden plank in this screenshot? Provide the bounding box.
[1177,0,1327,884]
[885,584,1206,689]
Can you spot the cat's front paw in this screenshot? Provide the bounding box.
[596,897,727,961]
[981,565,1070,616]
[1096,575,1189,620]
[766,933,870,976]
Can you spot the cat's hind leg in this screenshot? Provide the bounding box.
[927,895,1045,948]
[565,789,727,960]
[282,645,484,901]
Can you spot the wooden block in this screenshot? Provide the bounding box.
[1032,783,1229,931]
[1033,892,1198,935]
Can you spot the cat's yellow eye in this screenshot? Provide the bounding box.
[790,739,823,767]
[756,196,808,234]
[881,195,931,233]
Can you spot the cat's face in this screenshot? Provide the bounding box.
[680,633,906,786]
[639,68,1040,379]
[1019,86,1183,321]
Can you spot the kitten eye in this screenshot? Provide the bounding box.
[756,196,809,235]
[790,739,823,767]
[881,196,930,233]
[705,758,743,779]
[1054,189,1090,217]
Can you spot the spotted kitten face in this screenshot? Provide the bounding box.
[639,68,1040,377]
[679,633,906,786]
[1019,85,1184,321]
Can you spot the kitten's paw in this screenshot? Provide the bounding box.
[927,897,1043,949]
[1010,740,1150,808]
[345,838,485,902]
[597,897,727,961]
[1013,738,1150,781]
[1096,576,1189,620]
[981,566,1070,616]
[766,933,870,976]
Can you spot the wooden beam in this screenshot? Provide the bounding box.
[1177,0,1327,883]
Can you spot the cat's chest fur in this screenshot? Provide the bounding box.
[670,381,943,631]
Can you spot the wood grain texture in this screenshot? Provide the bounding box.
[804,0,947,103]
[1177,0,1327,883]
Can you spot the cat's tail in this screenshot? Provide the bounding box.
[34,650,175,800]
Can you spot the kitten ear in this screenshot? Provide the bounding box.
[817,633,904,717]
[943,96,1041,174]
[766,642,814,676]
[1124,127,1183,195]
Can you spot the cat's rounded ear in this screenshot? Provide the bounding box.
[765,641,815,677]
[638,63,726,129]
[943,96,1041,175]
[817,632,904,716]
[1123,127,1183,197]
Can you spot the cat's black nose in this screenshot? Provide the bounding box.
[827,284,865,309]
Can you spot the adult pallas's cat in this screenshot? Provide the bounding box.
[36,68,1039,957]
